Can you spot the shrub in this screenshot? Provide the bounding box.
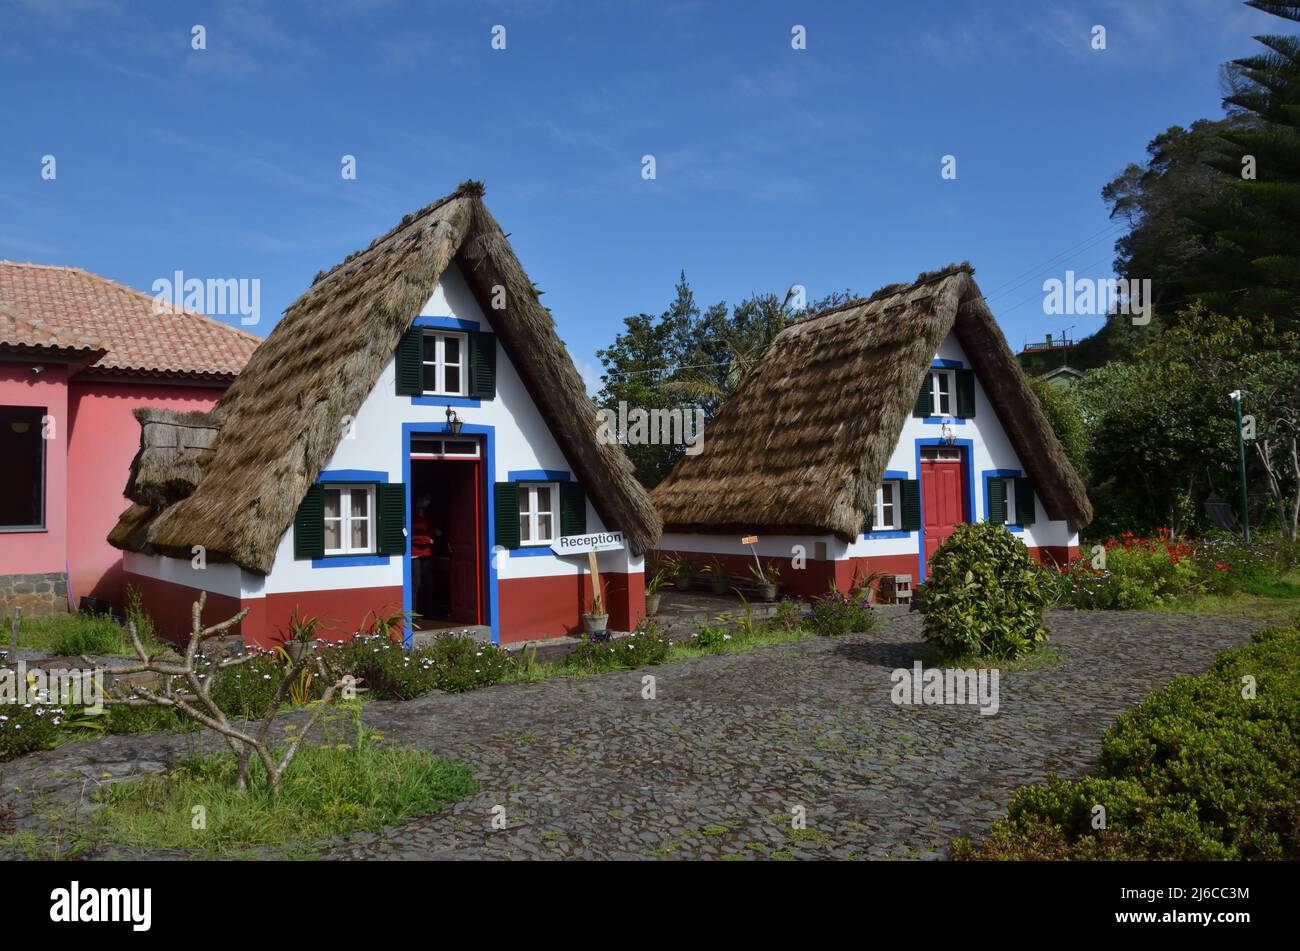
[770,598,804,631]
[957,625,1300,860]
[419,633,512,694]
[0,702,62,761]
[921,522,1053,659]
[104,704,199,735]
[692,625,731,652]
[569,626,671,672]
[207,650,287,718]
[806,590,876,637]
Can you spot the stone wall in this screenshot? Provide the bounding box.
[0,572,70,617]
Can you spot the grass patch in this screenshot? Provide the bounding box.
[88,716,476,858]
[1159,569,1300,625]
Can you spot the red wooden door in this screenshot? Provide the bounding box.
[921,453,964,569]
[446,460,481,623]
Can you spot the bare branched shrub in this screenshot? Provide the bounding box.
[87,593,355,796]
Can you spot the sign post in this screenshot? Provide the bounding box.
[552,532,626,615]
[741,535,762,577]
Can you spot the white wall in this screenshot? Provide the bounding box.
[262,259,639,597]
[123,550,263,598]
[662,332,1078,569]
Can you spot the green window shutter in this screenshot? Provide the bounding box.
[493,482,520,549]
[559,482,586,537]
[376,483,407,555]
[1015,478,1037,527]
[395,328,424,395]
[913,373,934,417]
[900,479,921,531]
[468,331,497,400]
[988,477,1007,524]
[293,484,325,559]
[956,368,976,418]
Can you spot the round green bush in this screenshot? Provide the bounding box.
[921,522,1053,659]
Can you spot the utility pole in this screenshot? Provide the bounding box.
[1230,390,1251,543]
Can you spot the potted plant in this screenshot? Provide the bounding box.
[665,554,694,592]
[582,582,609,639]
[701,556,730,595]
[280,608,320,663]
[749,560,781,602]
[645,568,671,616]
[848,566,888,604]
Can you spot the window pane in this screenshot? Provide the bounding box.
[443,335,460,364]
[351,516,369,550]
[324,489,341,519]
[535,485,553,516]
[350,490,368,520]
[520,513,531,542]
[444,366,460,393]
[537,513,553,540]
[422,333,437,361]
[518,485,531,514]
[0,405,45,527]
[324,519,341,550]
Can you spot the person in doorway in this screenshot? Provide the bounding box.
[411,494,434,619]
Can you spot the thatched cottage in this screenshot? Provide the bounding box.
[651,264,1091,596]
[110,181,661,646]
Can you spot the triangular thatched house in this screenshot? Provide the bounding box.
[110,181,661,646]
[651,264,1091,597]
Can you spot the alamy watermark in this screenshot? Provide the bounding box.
[1,661,105,714]
[890,661,999,716]
[1042,271,1151,325]
[596,402,704,455]
[152,270,260,326]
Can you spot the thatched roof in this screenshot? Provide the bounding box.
[651,264,1093,539]
[111,181,661,571]
[123,408,222,507]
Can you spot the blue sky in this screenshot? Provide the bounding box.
[0,0,1276,390]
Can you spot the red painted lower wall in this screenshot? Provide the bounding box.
[497,571,643,643]
[126,571,403,649]
[655,543,1080,600]
[124,570,245,642]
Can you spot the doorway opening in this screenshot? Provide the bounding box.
[410,435,484,630]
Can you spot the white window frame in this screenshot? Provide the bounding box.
[421,330,468,397]
[930,369,956,418]
[518,481,558,547]
[323,484,376,556]
[874,480,901,531]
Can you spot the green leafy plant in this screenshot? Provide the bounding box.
[692,624,731,652]
[955,625,1300,859]
[807,589,877,637]
[921,522,1053,659]
[568,625,671,671]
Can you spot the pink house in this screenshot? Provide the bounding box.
[0,262,258,617]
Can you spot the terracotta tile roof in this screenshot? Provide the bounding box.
[0,261,260,379]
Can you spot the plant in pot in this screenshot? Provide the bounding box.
[645,568,671,616]
[666,554,694,592]
[701,556,730,595]
[279,609,321,664]
[582,582,610,640]
[848,565,888,604]
[749,560,782,602]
